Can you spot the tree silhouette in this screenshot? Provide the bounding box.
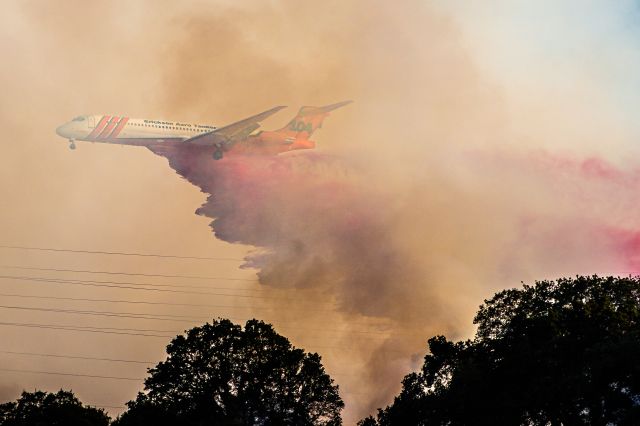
[114,318,343,426]
[362,276,640,425]
[0,389,110,426]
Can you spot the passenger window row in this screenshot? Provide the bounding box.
[128,122,215,132]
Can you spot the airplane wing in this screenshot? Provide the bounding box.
[184,105,287,147]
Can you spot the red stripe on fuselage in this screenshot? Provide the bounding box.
[98,116,120,140]
[87,115,111,140]
[110,117,129,139]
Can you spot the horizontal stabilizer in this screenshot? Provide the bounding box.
[298,100,353,117]
[318,100,353,112]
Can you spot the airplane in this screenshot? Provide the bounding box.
[55,101,351,160]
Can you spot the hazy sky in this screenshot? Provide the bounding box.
[1,1,640,423]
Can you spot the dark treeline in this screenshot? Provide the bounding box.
[1,276,639,425]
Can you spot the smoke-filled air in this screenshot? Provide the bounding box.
[2,0,640,423]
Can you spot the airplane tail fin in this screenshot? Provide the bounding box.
[274,100,352,140]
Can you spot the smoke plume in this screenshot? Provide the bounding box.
[3,0,640,422]
[128,1,640,420]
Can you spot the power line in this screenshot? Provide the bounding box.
[0,320,173,338]
[0,275,309,301]
[0,324,407,361]
[0,367,142,381]
[0,304,206,323]
[14,321,175,334]
[0,273,259,292]
[0,320,405,351]
[0,351,359,378]
[0,275,338,313]
[0,367,389,387]
[0,293,395,334]
[0,274,232,296]
[0,292,277,311]
[0,244,243,262]
[2,265,257,282]
[0,303,396,337]
[0,350,153,364]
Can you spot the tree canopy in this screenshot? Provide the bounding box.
[0,389,110,426]
[362,276,640,425]
[114,318,343,426]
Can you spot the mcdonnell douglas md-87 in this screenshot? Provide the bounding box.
[55,101,351,160]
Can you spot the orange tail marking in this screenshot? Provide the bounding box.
[276,100,352,140]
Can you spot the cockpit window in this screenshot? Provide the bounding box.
[72,116,85,121]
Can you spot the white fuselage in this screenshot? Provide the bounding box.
[56,114,218,146]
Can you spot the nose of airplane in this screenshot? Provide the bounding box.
[56,123,70,138]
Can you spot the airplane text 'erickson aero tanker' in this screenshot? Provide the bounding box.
[56,101,351,160]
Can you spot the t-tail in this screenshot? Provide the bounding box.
[239,100,352,155]
[275,100,352,141]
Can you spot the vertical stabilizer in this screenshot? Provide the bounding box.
[274,100,352,140]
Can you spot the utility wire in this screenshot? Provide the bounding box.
[0,273,260,292]
[1,265,256,282]
[0,351,359,377]
[0,293,394,333]
[0,351,358,378]
[0,350,153,364]
[0,275,313,301]
[0,320,173,337]
[0,304,397,337]
[0,244,243,262]
[9,321,176,334]
[0,321,405,352]
[0,367,142,381]
[0,292,334,313]
[0,304,207,323]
